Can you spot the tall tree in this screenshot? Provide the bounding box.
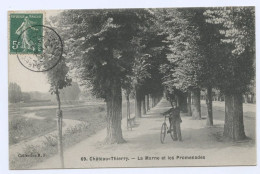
[128,12,168,117]
[57,9,153,143]
[157,9,203,119]
[42,21,72,167]
[132,53,152,118]
[122,75,133,129]
[45,55,71,168]
[186,8,226,125]
[9,82,22,103]
[204,7,255,140]
[21,92,31,102]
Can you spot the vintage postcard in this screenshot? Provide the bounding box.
[8,7,256,169]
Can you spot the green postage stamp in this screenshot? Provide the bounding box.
[9,13,43,54]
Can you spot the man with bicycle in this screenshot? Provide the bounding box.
[162,101,182,141]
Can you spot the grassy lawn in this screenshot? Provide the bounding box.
[9,117,57,145]
[8,100,86,108]
[9,101,56,108]
[35,101,134,121]
[35,105,106,122]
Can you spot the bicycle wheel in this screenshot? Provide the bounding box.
[160,123,167,144]
[170,123,177,141]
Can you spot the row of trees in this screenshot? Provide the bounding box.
[8,82,81,103]
[9,82,31,103]
[45,10,166,167]
[48,9,168,144]
[168,7,255,140]
[49,7,255,142]
[43,7,254,167]
[156,8,254,140]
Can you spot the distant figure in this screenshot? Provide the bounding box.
[162,101,182,141]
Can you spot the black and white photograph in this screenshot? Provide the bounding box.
[1,1,259,173]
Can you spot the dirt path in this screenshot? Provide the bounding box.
[34,99,256,169]
[10,112,85,157]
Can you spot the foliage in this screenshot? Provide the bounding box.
[57,9,152,100]
[204,7,255,94]
[21,92,31,102]
[132,13,168,91]
[60,81,81,101]
[9,82,22,103]
[9,117,56,145]
[187,8,225,89]
[46,56,71,95]
[204,7,255,55]
[156,7,255,95]
[40,21,72,95]
[156,9,202,92]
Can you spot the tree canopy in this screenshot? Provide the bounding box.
[48,7,255,142]
[204,7,255,94]
[9,82,22,103]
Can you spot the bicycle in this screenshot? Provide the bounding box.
[160,114,176,144]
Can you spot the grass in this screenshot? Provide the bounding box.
[9,119,106,169]
[9,100,91,108]
[9,100,135,169]
[9,117,56,145]
[35,105,105,122]
[9,101,56,108]
[35,101,133,122]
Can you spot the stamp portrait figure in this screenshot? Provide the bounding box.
[15,16,38,52]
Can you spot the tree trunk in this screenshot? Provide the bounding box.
[153,95,157,106]
[146,95,150,111]
[252,94,256,104]
[246,94,249,103]
[105,83,125,144]
[55,89,64,168]
[126,92,130,121]
[127,95,130,119]
[206,86,213,126]
[223,93,246,141]
[141,94,146,115]
[151,95,155,107]
[179,93,188,113]
[243,95,248,103]
[155,93,159,106]
[248,94,252,103]
[191,88,201,120]
[176,95,180,107]
[135,86,142,118]
[187,91,192,116]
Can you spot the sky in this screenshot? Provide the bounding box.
[9,54,50,92]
